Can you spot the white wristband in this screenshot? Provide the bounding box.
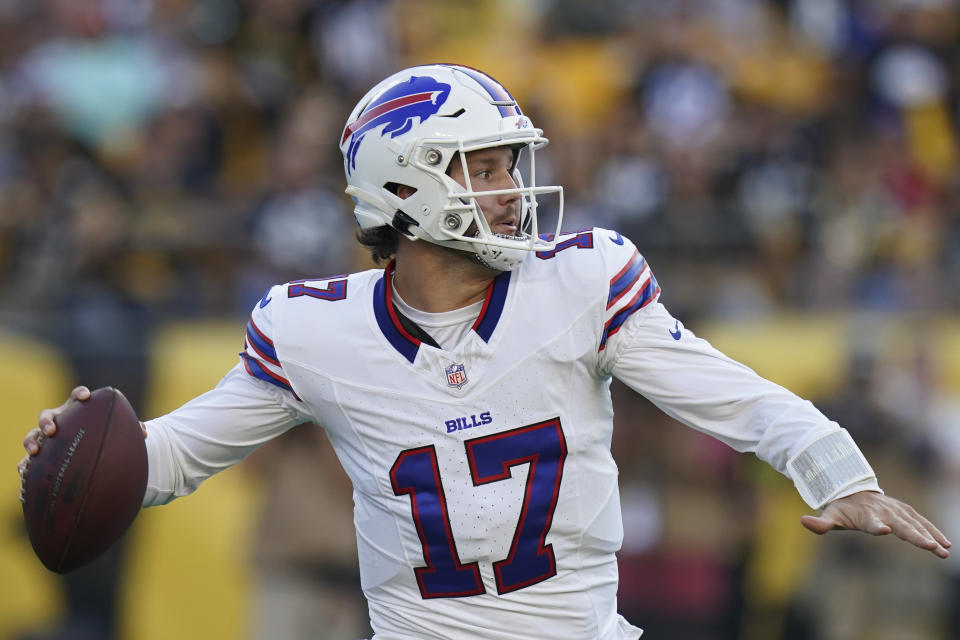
[787,429,876,509]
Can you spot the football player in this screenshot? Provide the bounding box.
[20,64,951,639]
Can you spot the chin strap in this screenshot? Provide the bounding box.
[391,210,420,236]
[470,232,531,271]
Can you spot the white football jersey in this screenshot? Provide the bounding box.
[143,228,879,640]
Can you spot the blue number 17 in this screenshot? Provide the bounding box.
[390,419,567,599]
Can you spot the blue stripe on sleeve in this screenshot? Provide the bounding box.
[246,320,279,365]
[607,255,646,307]
[241,353,294,393]
[599,275,659,350]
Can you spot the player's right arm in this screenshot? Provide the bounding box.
[141,364,307,506]
[18,370,306,508]
[19,285,311,507]
[142,284,311,506]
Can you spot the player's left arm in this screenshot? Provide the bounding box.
[600,273,950,558]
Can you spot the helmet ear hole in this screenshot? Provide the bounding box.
[444,153,460,177]
[509,146,521,172]
[385,182,417,200]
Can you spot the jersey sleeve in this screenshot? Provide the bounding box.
[142,285,313,507]
[607,299,881,509]
[594,231,661,357]
[241,284,299,399]
[142,364,311,506]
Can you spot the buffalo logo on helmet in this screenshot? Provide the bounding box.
[342,75,452,174]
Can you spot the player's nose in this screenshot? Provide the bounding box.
[495,171,519,205]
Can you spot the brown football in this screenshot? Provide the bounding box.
[21,387,147,573]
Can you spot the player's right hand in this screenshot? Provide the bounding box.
[17,386,91,502]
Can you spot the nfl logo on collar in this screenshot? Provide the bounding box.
[445,363,467,389]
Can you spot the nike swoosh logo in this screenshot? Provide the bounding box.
[669,320,681,340]
[259,293,273,308]
[609,232,624,245]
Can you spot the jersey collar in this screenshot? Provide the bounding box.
[373,260,512,363]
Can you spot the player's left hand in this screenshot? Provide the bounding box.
[801,490,951,558]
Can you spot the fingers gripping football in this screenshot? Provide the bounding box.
[17,454,30,504]
[801,491,952,558]
[25,385,90,451]
[17,386,91,503]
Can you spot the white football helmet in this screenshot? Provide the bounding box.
[340,64,563,271]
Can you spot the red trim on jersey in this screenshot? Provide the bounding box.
[599,280,661,350]
[383,261,422,346]
[245,333,280,367]
[606,264,647,311]
[609,248,640,287]
[604,275,652,329]
[242,352,293,388]
[471,278,497,332]
[248,318,274,346]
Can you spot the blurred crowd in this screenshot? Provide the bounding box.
[2,0,959,639]
[2,0,960,326]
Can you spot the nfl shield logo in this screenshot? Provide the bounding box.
[445,363,468,389]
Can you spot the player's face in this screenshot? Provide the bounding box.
[447,147,521,237]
